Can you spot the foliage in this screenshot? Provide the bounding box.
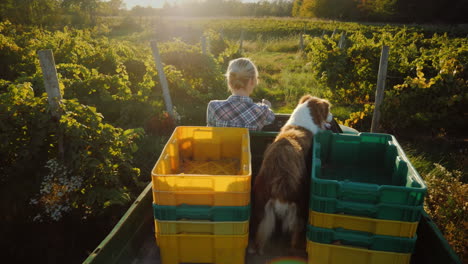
[109,16,143,35]
[292,0,468,23]
[131,0,294,17]
[160,40,225,102]
[203,29,243,67]
[0,82,144,223]
[0,22,24,81]
[0,0,63,26]
[1,16,467,261]
[301,29,467,137]
[0,20,240,225]
[297,0,361,20]
[292,0,303,17]
[0,20,232,129]
[0,0,125,27]
[381,34,467,136]
[0,19,241,261]
[423,164,468,262]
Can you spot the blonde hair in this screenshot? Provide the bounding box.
[225,58,258,91]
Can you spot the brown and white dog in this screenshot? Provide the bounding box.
[251,95,333,254]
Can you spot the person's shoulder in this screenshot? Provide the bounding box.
[208,99,227,105]
[209,99,227,103]
[208,99,228,109]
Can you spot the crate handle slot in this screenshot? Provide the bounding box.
[175,204,213,220]
[307,225,416,253]
[339,182,380,203]
[308,226,374,248]
[330,228,374,247]
[337,201,378,217]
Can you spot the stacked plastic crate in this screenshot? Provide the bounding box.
[151,126,252,264]
[307,130,427,264]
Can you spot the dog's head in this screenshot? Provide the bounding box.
[299,95,333,127]
[285,95,332,134]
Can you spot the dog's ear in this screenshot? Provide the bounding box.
[308,97,330,126]
[319,99,331,119]
[320,99,331,110]
[299,95,313,104]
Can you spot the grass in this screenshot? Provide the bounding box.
[244,35,303,53]
[400,137,467,181]
[399,143,438,176]
[245,51,336,113]
[244,50,355,122]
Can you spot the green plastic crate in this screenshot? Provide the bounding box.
[152,203,250,221]
[307,225,417,253]
[311,131,426,206]
[310,194,423,222]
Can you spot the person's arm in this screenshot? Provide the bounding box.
[261,99,272,108]
[263,106,275,126]
[256,101,275,126]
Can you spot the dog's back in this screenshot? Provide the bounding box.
[254,126,312,203]
[250,95,332,254]
[251,126,313,253]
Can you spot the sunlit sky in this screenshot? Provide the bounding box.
[122,0,261,9]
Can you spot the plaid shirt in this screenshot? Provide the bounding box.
[207,95,275,131]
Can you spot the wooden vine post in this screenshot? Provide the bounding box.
[371,45,390,133]
[201,35,207,55]
[299,25,305,52]
[38,49,64,160]
[338,32,346,49]
[150,41,174,118]
[239,30,244,53]
[299,33,304,52]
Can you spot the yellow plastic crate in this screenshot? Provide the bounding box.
[309,210,418,238]
[307,240,411,264]
[152,189,251,206]
[154,219,249,235]
[156,233,248,264]
[151,126,251,206]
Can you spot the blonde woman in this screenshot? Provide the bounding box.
[207,58,275,131]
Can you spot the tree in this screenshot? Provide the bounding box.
[299,0,316,17]
[62,0,99,25]
[291,0,468,22]
[292,0,303,16]
[0,0,61,25]
[98,0,124,16]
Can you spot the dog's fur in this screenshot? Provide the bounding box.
[251,95,332,254]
